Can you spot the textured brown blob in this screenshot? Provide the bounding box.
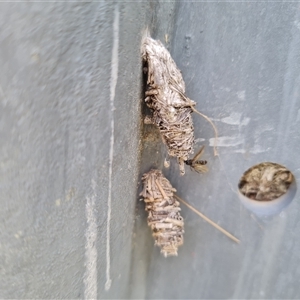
[141,35,195,175]
[238,162,294,201]
[140,169,184,257]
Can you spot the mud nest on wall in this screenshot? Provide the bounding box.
[238,162,294,201]
[140,169,184,257]
[141,35,195,175]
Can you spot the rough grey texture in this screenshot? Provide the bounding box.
[131,2,300,299]
[1,2,300,299]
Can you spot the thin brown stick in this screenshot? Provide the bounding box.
[155,179,169,200]
[174,194,240,244]
[189,106,219,157]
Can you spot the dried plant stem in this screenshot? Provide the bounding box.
[174,194,240,244]
[155,179,169,200]
[189,106,218,157]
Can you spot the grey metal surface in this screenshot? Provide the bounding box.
[1,2,300,299]
[131,2,300,299]
[0,2,148,299]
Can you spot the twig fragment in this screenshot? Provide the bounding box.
[174,194,240,244]
[190,106,219,156]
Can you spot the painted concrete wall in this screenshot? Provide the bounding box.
[1,2,300,299]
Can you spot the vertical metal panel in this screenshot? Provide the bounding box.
[0,2,147,298]
[1,1,300,299]
[132,2,300,299]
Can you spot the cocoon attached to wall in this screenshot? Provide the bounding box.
[140,169,184,257]
[141,35,196,175]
